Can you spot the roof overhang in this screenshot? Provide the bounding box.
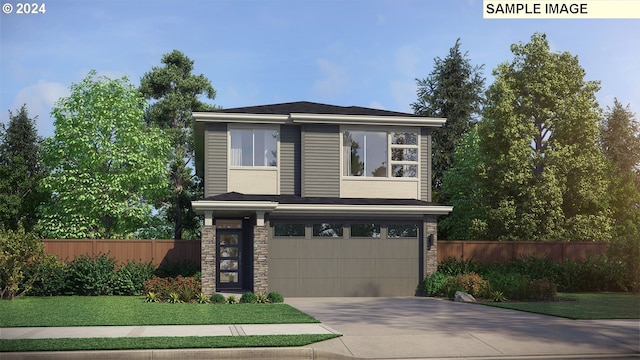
[193,200,452,217]
[192,112,447,127]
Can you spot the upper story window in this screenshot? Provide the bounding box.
[342,130,418,177]
[230,128,277,167]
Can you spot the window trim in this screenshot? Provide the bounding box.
[341,126,419,179]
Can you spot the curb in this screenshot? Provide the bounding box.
[1,347,355,360]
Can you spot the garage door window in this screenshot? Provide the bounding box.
[312,223,343,237]
[387,224,418,238]
[351,224,381,238]
[274,224,305,237]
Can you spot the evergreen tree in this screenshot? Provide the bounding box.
[412,39,485,200]
[0,105,46,231]
[478,33,612,241]
[139,50,217,240]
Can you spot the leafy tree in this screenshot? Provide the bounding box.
[439,127,488,239]
[0,105,47,231]
[412,38,485,200]
[38,71,170,239]
[478,33,612,241]
[139,50,217,240]
[600,99,640,290]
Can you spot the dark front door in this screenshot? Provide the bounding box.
[217,229,242,290]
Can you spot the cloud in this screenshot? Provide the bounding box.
[10,80,69,138]
[313,59,348,98]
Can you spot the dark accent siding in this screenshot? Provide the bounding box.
[301,124,340,197]
[205,123,227,197]
[420,128,432,201]
[280,125,301,195]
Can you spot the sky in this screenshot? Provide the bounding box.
[1,0,639,138]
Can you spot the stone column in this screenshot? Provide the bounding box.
[253,223,269,293]
[201,225,216,296]
[424,215,438,277]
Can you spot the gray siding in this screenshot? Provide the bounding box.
[279,125,301,195]
[269,238,419,297]
[205,123,228,197]
[420,128,432,201]
[301,124,340,197]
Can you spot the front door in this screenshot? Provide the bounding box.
[216,229,242,290]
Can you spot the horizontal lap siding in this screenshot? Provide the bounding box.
[269,238,419,297]
[302,125,340,197]
[205,123,227,197]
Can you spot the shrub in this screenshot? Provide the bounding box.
[112,260,155,295]
[156,260,200,278]
[240,292,257,303]
[25,254,69,296]
[442,272,489,298]
[67,253,117,296]
[484,271,531,300]
[267,292,284,303]
[420,272,449,296]
[167,292,182,303]
[437,257,482,276]
[255,292,270,303]
[196,292,210,304]
[210,293,226,304]
[226,294,238,304]
[143,275,201,302]
[144,292,159,303]
[528,278,557,300]
[0,224,45,299]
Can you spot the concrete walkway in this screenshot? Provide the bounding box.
[2,297,639,359]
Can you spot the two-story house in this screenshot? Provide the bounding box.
[192,101,452,297]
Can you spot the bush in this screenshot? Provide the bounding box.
[267,291,284,303]
[420,272,449,296]
[210,293,226,304]
[0,224,45,299]
[156,260,200,278]
[255,292,269,303]
[438,257,482,276]
[143,275,201,302]
[226,294,238,304]
[528,278,557,300]
[484,271,531,300]
[112,260,155,296]
[67,253,117,296]
[240,292,257,303]
[442,272,489,298]
[25,254,69,296]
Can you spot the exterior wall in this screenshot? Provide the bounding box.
[280,125,301,195]
[420,127,432,202]
[340,178,419,198]
[201,225,216,296]
[205,123,228,197]
[301,124,340,197]
[228,168,279,194]
[253,223,269,293]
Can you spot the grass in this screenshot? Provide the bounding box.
[0,334,341,352]
[485,292,640,319]
[0,296,318,327]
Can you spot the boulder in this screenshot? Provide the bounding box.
[454,291,476,303]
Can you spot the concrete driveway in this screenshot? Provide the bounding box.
[286,297,640,359]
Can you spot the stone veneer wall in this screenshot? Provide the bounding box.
[201,225,216,296]
[424,215,438,277]
[253,224,269,293]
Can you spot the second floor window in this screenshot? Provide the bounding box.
[343,130,418,177]
[230,128,277,167]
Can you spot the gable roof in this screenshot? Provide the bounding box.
[213,101,422,117]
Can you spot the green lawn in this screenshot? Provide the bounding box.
[0,296,338,352]
[485,292,640,319]
[0,335,341,352]
[0,296,318,327]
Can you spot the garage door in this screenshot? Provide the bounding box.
[269,237,421,297]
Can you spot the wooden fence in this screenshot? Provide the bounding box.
[437,241,609,263]
[42,239,201,267]
[42,239,608,267]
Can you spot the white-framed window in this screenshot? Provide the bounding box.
[230,128,278,167]
[342,129,418,178]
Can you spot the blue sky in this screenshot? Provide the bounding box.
[1,0,639,138]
